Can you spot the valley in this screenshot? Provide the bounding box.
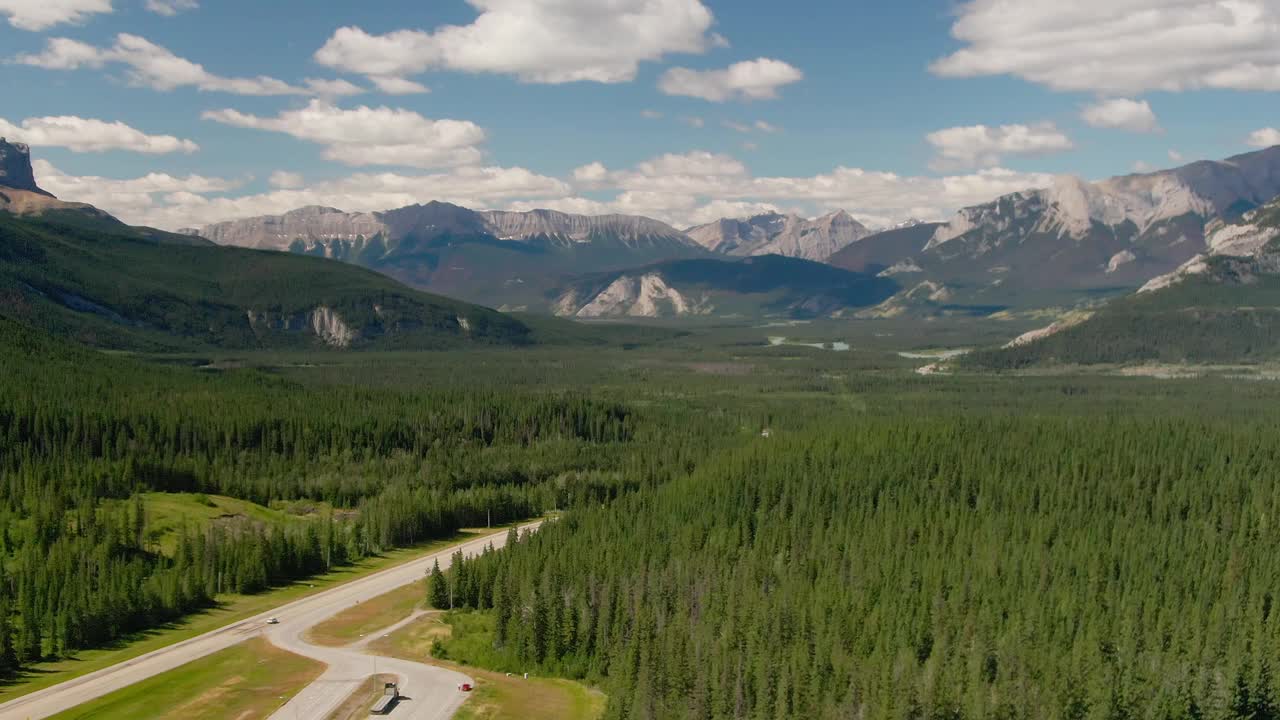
[6,30,1280,719]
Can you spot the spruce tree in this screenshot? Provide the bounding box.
[428,560,450,610]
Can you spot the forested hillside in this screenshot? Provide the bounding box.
[0,212,532,351]
[965,270,1280,369]
[0,319,716,677]
[445,413,1280,720]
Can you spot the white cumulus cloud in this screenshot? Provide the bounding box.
[315,0,717,90]
[304,78,365,97]
[562,150,1055,228]
[933,0,1280,93]
[1081,99,1161,133]
[34,160,571,230]
[202,100,487,169]
[144,0,196,16]
[724,120,783,134]
[1248,128,1280,148]
[17,34,309,96]
[0,115,198,154]
[268,171,305,189]
[370,76,430,95]
[658,58,803,102]
[0,0,110,30]
[926,123,1074,169]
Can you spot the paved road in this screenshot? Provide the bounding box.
[0,522,541,720]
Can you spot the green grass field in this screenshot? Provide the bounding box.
[123,492,323,555]
[307,582,424,647]
[46,637,323,720]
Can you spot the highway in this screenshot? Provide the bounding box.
[0,522,541,720]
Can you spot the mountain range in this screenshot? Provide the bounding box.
[183,145,1280,319]
[13,133,1280,327]
[192,203,710,311]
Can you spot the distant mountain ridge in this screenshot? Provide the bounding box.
[195,203,697,253]
[685,210,872,262]
[923,147,1280,289]
[824,145,1280,314]
[479,209,691,248]
[192,202,710,309]
[59,141,1280,319]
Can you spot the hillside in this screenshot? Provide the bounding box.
[552,254,898,319]
[827,221,943,274]
[0,210,534,351]
[964,197,1280,368]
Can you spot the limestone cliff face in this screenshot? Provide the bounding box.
[478,209,692,248]
[558,273,709,318]
[245,306,361,348]
[198,206,388,252]
[0,138,53,197]
[1140,198,1280,293]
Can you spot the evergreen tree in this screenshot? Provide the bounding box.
[428,560,450,610]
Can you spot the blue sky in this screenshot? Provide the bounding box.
[2,0,1279,230]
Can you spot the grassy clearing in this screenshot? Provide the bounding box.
[47,637,323,720]
[325,673,398,720]
[370,613,605,720]
[128,492,321,555]
[307,583,424,647]
[0,531,483,703]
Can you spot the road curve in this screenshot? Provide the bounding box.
[263,605,470,720]
[0,522,541,720]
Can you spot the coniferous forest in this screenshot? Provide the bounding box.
[8,310,1280,720]
[446,415,1280,720]
[0,317,716,676]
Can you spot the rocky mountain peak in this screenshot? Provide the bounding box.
[686,209,871,262]
[0,138,54,198]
